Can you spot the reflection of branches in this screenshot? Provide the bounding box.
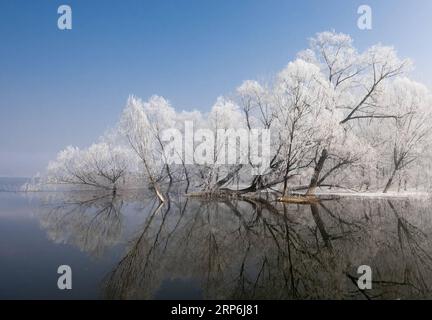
[387,200,432,295]
[37,193,430,300]
[310,204,333,250]
[38,192,124,257]
[104,200,166,299]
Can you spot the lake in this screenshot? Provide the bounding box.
[1,180,432,299]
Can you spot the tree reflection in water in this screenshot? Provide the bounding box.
[38,192,125,257]
[36,192,432,299]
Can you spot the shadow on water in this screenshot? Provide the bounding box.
[35,191,432,299]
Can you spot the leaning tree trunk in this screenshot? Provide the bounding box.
[142,158,165,202]
[306,149,328,196]
[383,166,398,194]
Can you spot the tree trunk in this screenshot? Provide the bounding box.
[142,158,165,202]
[383,167,398,193]
[306,149,328,196]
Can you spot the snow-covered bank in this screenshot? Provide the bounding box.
[314,190,430,199]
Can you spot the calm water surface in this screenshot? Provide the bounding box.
[1,182,432,299]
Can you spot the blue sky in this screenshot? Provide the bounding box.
[1,0,432,176]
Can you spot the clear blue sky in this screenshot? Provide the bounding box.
[1,0,432,177]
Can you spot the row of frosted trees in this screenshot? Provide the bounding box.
[37,31,432,200]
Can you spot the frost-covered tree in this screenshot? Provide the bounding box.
[198,97,248,191]
[46,142,131,192]
[118,96,167,201]
[36,30,432,197]
[379,78,432,192]
[302,31,411,124]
